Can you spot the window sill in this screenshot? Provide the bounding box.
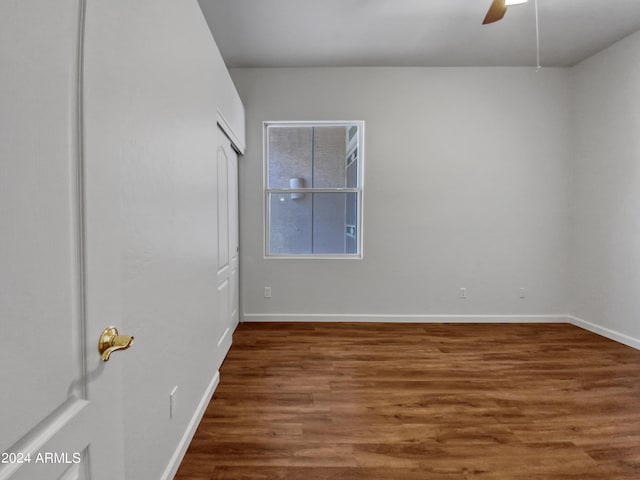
[264,254,363,260]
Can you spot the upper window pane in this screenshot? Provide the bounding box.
[267,124,361,189]
[267,126,313,189]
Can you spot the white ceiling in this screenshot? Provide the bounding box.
[198,0,640,68]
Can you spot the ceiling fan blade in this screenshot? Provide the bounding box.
[482,0,507,24]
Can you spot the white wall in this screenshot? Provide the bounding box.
[83,1,243,478]
[570,30,640,348]
[231,67,572,320]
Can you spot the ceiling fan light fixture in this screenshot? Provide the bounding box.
[505,0,528,5]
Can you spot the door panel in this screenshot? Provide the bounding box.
[217,151,230,272]
[0,0,83,456]
[216,279,231,365]
[0,1,123,479]
[230,267,239,327]
[0,1,90,478]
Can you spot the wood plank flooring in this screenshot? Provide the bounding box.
[175,323,640,479]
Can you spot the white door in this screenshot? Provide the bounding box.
[0,1,125,479]
[215,126,240,366]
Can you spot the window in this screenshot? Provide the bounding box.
[264,121,364,258]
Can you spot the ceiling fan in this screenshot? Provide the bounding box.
[482,0,542,70]
[482,0,528,25]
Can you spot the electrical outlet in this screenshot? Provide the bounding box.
[170,386,178,419]
[459,287,467,299]
[520,288,526,299]
[264,286,272,298]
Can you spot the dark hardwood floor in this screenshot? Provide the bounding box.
[175,323,640,479]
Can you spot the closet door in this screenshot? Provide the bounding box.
[215,125,239,366]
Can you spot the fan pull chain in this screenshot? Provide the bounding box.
[534,0,541,71]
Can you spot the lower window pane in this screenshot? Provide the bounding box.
[268,192,358,255]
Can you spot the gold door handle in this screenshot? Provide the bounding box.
[98,327,134,361]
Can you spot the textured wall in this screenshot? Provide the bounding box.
[570,29,640,346]
[232,67,572,318]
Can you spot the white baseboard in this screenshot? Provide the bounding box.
[243,313,568,323]
[160,370,220,480]
[567,315,640,350]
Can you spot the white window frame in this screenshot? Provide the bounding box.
[263,120,365,259]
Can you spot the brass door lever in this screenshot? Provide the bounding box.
[98,327,134,361]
